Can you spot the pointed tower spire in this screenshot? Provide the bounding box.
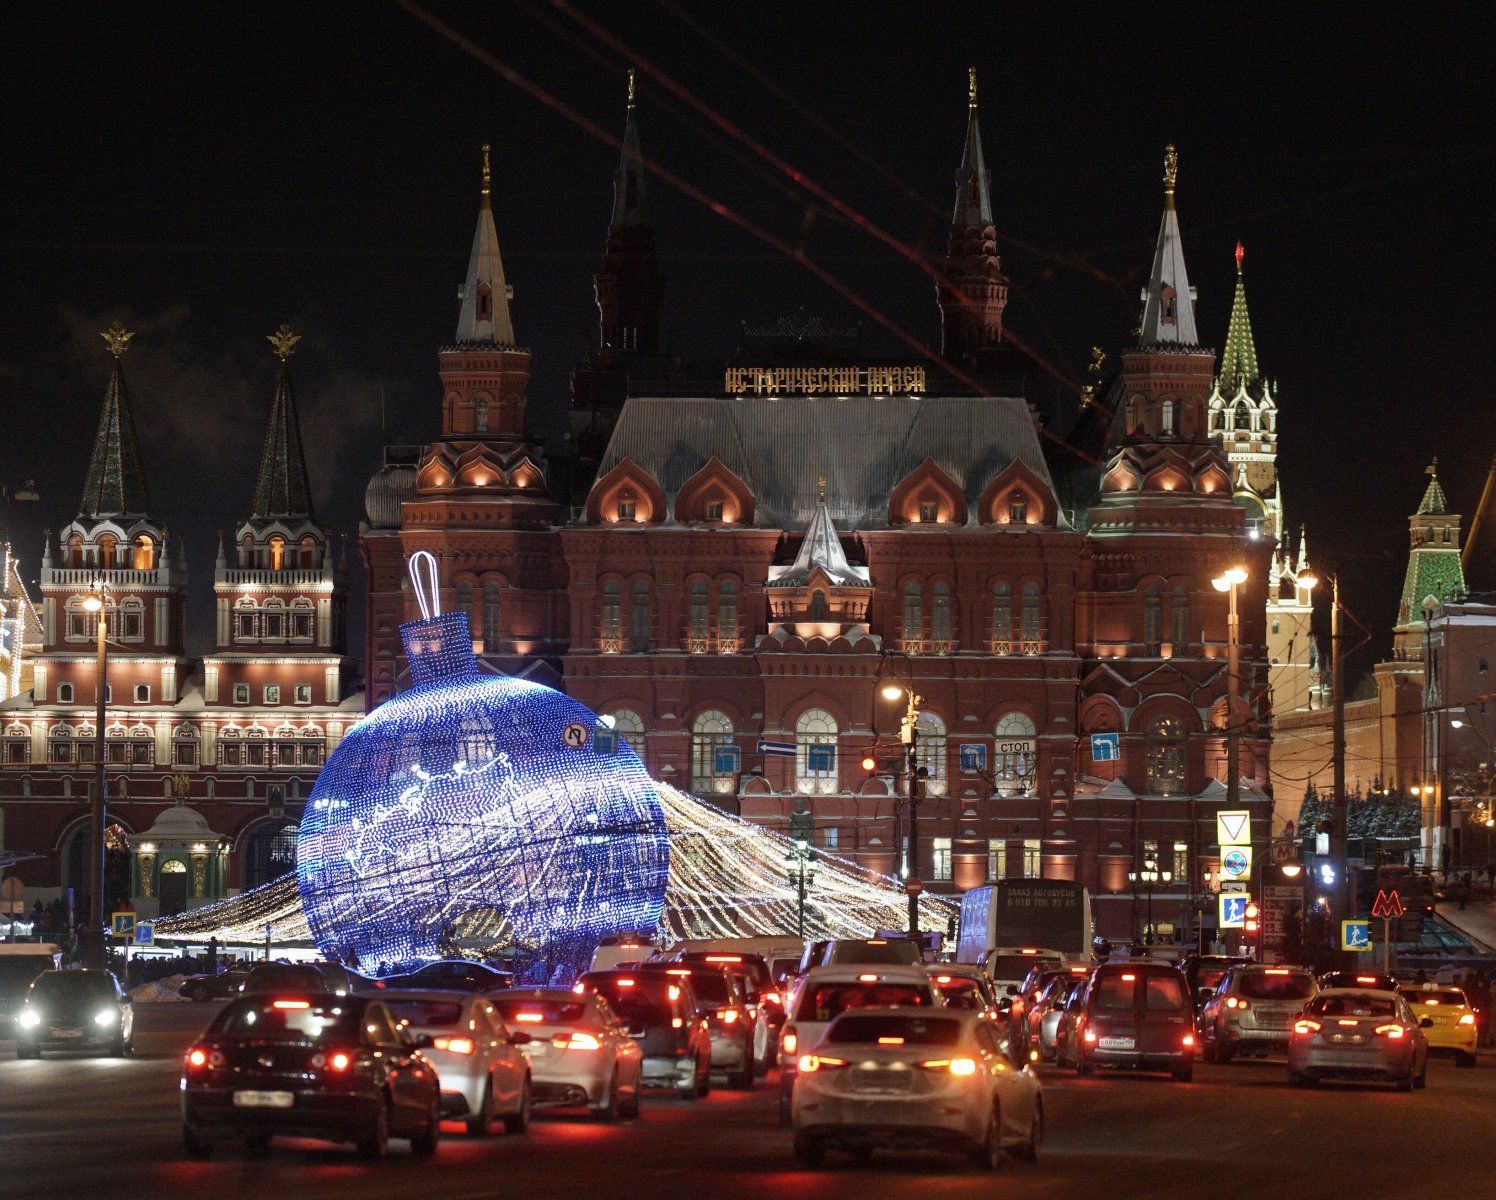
[952,67,992,226]
[593,71,663,362]
[1418,456,1449,514]
[455,143,517,346]
[938,69,1007,356]
[1138,145,1201,347]
[251,325,315,520]
[1295,524,1310,574]
[1218,241,1260,391]
[79,322,152,519]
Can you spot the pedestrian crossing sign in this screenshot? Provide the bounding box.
[1341,920,1372,951]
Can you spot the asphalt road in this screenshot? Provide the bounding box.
[3,1004,1495,1200]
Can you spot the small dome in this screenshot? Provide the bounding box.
[136,803,217,843]
[364,462,417,529]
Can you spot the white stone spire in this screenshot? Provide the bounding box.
[455,144,517,346]
[1138,145,1200,347]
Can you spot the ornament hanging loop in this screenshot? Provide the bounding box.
[408,550,442,620]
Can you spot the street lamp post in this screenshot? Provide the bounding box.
[1128,856,1172,945]
[881,683,924,940]
[83,581,108,970]
[1211,567,1249,814]
[786,803,817,940]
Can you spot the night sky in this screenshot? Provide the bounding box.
[2,2,1492,682]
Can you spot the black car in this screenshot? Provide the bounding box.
[577,969,712,1098]
[1320,969,1399,992]
[674,951,785,1069]
[179,967,252,1001]
[638,962,756,1088]
[16,969,134,1058]
[379,960,515,994]
[239,962,328,995]
[181,992,441,1160]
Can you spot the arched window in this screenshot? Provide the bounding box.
[915,710,947,796]
[717,581,738,653]
[809,589,828,620]
[932,583,953,653]
[456,582,473,633]
[607,709,644,756]
[992,583,1012,653]
[98,533,118,567]
[688,581,710,652]
[242,819,299,890]
[994,711,1036,795]
[300,536,318,569]
[1159,400,1176,436]
[261,599,286,642]
[1143,587,1162,652]
[690,710,735,794]
[67,534,84,567]
[132,535,154,570]
[1021,582,1042,651]
[1009,491,1028,524]
[600,581,622,651]
[58,683,74,704]
[903,582,923,654]
[268,535,286,571]
[795,708,838,795]
[483,582,501,652]
[1234,402,1251,431]
[118,598,144,642]
[630,580,651,652]
[474,399,489,433]
[1170,585,1190,650]
[1146,717,1186,795]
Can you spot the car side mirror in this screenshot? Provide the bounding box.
[510,1031,532,1046]
[1419,1017,1434,1029]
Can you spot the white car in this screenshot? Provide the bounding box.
[777,964,943,1125]
[494,988,645,1120]
[791,1007,1043,1170]
[382,990,532,1136]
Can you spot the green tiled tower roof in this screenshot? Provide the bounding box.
[1218,242,1259,391]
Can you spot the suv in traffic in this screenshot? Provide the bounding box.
[1067,961,1194,1080]
[576,969,712,1099]
[1199,964,1318,1062]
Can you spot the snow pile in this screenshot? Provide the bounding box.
[129,974,191,1003]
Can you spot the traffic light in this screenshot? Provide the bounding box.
[1244,902,1260,935]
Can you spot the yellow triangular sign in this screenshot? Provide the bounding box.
[1216,810,1252,847]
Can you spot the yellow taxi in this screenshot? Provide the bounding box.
[1399,984,1479,1067]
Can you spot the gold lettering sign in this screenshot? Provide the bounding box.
[724,366,926,396]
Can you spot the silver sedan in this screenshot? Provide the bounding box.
[1286,988,1429,1091]
[791,1007,1043,1170]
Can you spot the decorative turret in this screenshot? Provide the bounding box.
[1394,459,1465,654]
[595,69,663,364]
[1137,145,1201,348]
[455,144,516,348]
[79,322,152,521]
[1218,242,1259,391]
[937,69,1008,357]
[764,477,873,639]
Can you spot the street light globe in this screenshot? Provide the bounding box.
[1296,570,1319,590]
[880,684,903,702]
[1280,861,1303,878]
[1213,566,1249,592]
[83,596,102,613]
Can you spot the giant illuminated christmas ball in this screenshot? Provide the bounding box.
[297,609,669,980]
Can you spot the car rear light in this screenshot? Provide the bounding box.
[763,991,781,1007]
[667,985,681,1002]
[858,974,879,983]
[433,1037,475,1055]
[934,975,953,984]
[1356,976,1377,984]
[1182,1034,1195,1047]
[1459,1013,1476,1026]
[1121,974,1136,982]
[1226,997,1249,1010]
[572,982,586,994]
[916,1057,978,1075]
[1424,999,1440,1006]
[616,978,635,988]
[554,1032,601,1051]
[1083,1029,1097,1044]
[1020,949,1038,955]
[1264,969,1290,976]
[705,955,742,963]
[719,1008,739,1025]
[877,1036,905,1046]
[671,1016,683,1029]
[186,1046,216,1068]
[798,1055,847,1072]
[1375,1024,1406,1040]
[782,1028,798,1055]
[665,969,691,977]
[515,1012,544,1023]
[868,940,888,945]
[272,999,310,1010]
[311,1050,353,1071]
[1294,1019,1322,1035]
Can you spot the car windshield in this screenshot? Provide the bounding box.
[828,1014,962,1046]
[1408,990,1466,1007]
[1311,995,1396,1019]
[1238,971,1315,1000]
[211,999,358,1041]
[31,972,115,1001]
[802,982,930,1021]
[494,999,587,1025]
[384,1000,464,1028]
[933,979,985,1009]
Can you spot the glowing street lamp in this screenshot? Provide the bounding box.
[83,581,109,969]
[1211,566,1249,817]
[880,683,925,939]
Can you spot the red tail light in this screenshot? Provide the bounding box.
[310,1050,353,1072]
[1181,1034,1195,1047]
[553,1032,601,1051]
[1226,997,1250,1010]
[433,1037,475,1055]
[797,1054,847,1073]
[186,1046,211,1069]
[1083,1029,1097,1044]
[781,1027,798,1056]
[272,999,311,1010]
[763,991,781,1007]
[1459,1013,1476,1026]
[718,1008,740,1025]
[1294,1019,1321,1035]
[1375,1024,1406,1040]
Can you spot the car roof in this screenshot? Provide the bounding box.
[497,987,593,1002]
[374,988,482,1005]
[802,964,934,983]
[826,1004,975,1029]
[1314,987,1401,999]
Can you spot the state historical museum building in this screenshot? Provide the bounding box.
[362,78,1276,944]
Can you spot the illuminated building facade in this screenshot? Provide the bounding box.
[0,326,361,917]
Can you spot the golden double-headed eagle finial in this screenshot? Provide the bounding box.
[100,321,135,357]
[1163,144,1179,199]
[627,67,637,111]
[481,143,491,198]
[968,67,978,108]
[817,472,828,504]
[267,324,301,360]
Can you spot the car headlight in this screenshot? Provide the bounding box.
[19,1010,40,1028]
[95,1010,118,1027]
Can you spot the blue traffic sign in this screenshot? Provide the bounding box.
[1089,732,1120,762]
[1219,893,1248,928]
[807,745,836,772]
[713,745,742,774]
[133,922,154,947]
[592,728,618,755]
[1341,920,1372,951]
[111,911,136,939]
[758,739,797,758]
[959,743,988,773]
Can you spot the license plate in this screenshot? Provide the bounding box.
[1330,1033,1367,1044]
[52,1029,83,1039]
[233,1091,294,1109]
[851,1070,911,1094]
[1098,1037,1135,1050]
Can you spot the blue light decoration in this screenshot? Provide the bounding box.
[297,555,668,981]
